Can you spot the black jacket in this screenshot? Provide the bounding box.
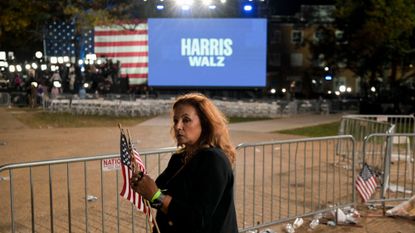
[154,147,238,233]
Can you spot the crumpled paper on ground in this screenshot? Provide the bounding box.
[386,195,415,217]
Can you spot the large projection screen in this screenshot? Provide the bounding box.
[148,18,267,87]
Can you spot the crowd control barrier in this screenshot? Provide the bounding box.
[0,147,176,233]
[1,136,356,233]
[337,114,415,164]
[235,136,356,232]
[362,133,415,208]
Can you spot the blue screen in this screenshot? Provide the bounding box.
[148,18,267,87]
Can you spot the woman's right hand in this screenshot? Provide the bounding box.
[130,173,159,201]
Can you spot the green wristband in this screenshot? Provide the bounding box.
[150,189,161,203]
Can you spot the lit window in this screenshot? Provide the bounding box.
[291,30,303,44]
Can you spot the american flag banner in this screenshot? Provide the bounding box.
[44,20,148,85]
[119,130,151,214]
[355,163,378,203]
[44,20,77,57]
[94,21,148,85]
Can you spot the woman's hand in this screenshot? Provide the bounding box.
[130,173,159,201]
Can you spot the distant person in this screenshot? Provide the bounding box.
[78,85,86,99]
[130,93,238,233]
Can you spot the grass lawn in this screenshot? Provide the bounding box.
[7,107,151,128]
[7,108,269,128]
[275,121,340,137]
[7,107,339,136]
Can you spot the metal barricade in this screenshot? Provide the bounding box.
[0,147,177,233]
[1,136,357,233]
[0,92,11,106]
[235,135,356,232]
[342,114,415,134]
[363,133,415,205]
[337,115,396,163]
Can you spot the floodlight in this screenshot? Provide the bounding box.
[156,4,165,10]
[41,64,48,71]
[25,64,31,70]
[31,63,38,70]
[243,4,253,12]
[0,51,6,60]
[16,65,22,72]
[50,57,58,64]
[53,81,62,88]
[35,51,43,59]
[9,65,16,72]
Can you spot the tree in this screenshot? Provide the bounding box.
[0,0,67,59]
[308,0,415,112]
[0,0,147,61]
[335,0,415,85]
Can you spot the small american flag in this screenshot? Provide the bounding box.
[355,163,377,202]
[119,130,150,214]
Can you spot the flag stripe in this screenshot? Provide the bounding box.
[95,52,148,57]
[94,30,148,36]
[121,67,148,75]
[95,34,148,43]
[122,73,148,78]
[108,57,148,64]
[122,63,148,68]
[128,78,148,85]
[95,46,147,53]
[95,41,148,47]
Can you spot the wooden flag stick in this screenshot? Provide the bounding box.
[126,129,139,175]
[144,199,161,233]
[123,126,161,233]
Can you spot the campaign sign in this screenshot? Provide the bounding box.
[102,158,121,171]
[148,18,267,87]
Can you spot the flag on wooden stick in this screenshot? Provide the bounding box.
[119,130,147,211]
[355,163,378,202]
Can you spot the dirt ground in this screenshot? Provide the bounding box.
[0,107,414,233]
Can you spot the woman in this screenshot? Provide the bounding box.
[131,93,238,233]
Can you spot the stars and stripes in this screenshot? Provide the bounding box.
[44,20,76,57]
[94,21,148,85]
[119,130,151,214]
[44,20,148,85]
[355,163,378,203]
